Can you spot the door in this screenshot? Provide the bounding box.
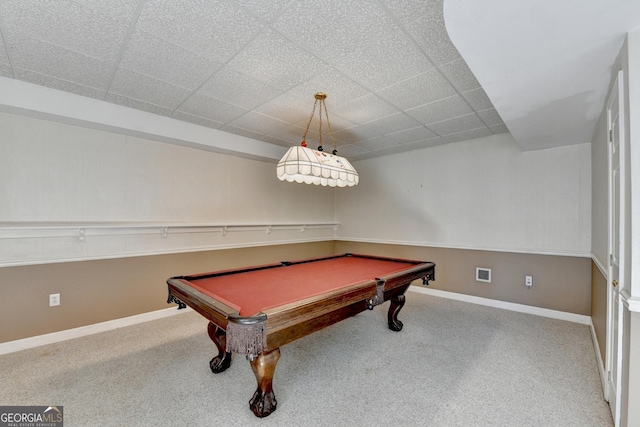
[606,70,624,427]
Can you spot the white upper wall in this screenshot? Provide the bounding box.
[336,133,591,256]
[0,111,336,266]
[0,112,334,224]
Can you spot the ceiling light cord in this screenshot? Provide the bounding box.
[301,92,338,155]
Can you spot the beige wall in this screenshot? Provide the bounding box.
[591,261,608,362]
[0,241,335,343]
[2,239,593,344]
[335,241,591,315]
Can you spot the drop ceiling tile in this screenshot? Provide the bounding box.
[462,88,495,111]
[118,30,221,90]
[273,0,398,60]
[0,0,511,159]
[227,111,290,135]
[405,10,461,65]
[445,127,493,143]
[253,92,315,125]
[406,95,472,125]
[314,112,357,136]
[8,35,112,88]
[0,63,12,77]
[366,143,417,158]
[260,95,360,138]
[334,143,368,157]
[361,112,423,135]
[332,125,382,145]
[105,92,173,117]
[380,132,415,146]
[177,92,247,123]
[439,58,481,92]
[0,31,9,63]
[75,0,140,21]
[348,152,374,161]
[397,139,446,155]
[14,68,106,99]
[226,29,327,90]
[287,68,369,108]
[233,0,291,22]
[334,30,433,91]
[0,30,11,76]
[265,124,307,145]
[109,68,191,109]
[490,124,510,134]
[352,135,446,160]
[428,113,486,136]
[332,93,399,125]
[356,136,394,151]
[198,67,280,110]
[376,68,456,110]
[385,0,443,25]
[384,126,437,145]
[137,0,263,62]
[171,111,224,129]
[0,0,129,62]
[477,108,504,126]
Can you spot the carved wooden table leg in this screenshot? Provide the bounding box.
[249,348,281,417]
[388,293,406,331]
[207,322,232,373]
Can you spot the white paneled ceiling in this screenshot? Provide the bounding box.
[0,0,505,160]
[0,0,637,159]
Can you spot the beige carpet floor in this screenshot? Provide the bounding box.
[0,291,613,426]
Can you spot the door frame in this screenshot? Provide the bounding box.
[605,69,625,427]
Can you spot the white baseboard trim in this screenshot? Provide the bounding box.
[409,286,591,325]
[589,318,608,396]
[0,306,191,356]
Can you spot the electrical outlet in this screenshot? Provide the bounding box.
[49,293,60,307]
[525,276,533,287]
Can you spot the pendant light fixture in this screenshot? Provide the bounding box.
[276,92,359,187]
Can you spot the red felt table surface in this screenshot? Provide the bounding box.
[187,257,417,316]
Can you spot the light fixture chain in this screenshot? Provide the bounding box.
[322,99,337,152]
[302,98,319,141]
[318,99,323,148]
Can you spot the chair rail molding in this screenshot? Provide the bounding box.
[0,222,340,267]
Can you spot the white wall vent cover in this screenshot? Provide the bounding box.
[476,267,492,283]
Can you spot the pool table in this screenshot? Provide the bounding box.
[167,253,435,417]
